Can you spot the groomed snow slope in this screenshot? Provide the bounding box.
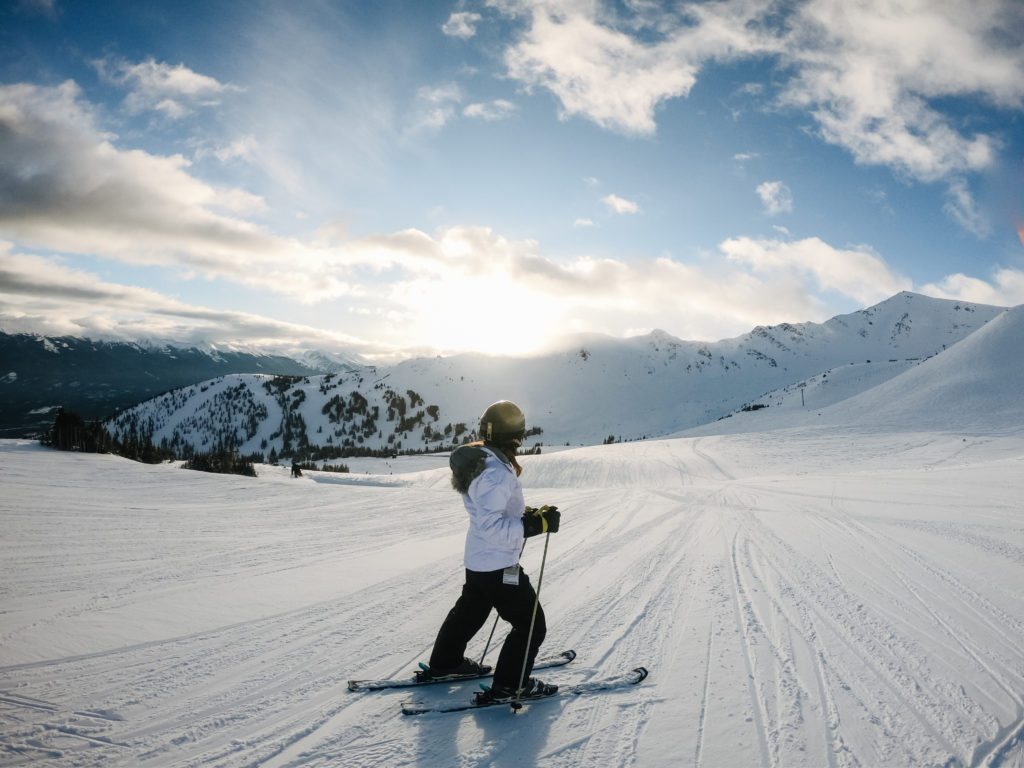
[683,304,1024,438]
[2,426,1023,767]
[824,304,1024,431]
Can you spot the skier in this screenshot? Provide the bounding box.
[424,400,562,704]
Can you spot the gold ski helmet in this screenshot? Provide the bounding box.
[479,400,526,444]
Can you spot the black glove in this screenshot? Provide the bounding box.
[522,505,560,537]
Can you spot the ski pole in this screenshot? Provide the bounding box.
[478,613,500,667]
[479,537,527,666]
[512,530,551,711]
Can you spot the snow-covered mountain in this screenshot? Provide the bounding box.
[293,349,367,374]
[105,292,1010,457]
[0,334,323,437]
[683,300,1024,437]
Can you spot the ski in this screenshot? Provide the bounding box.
[400,666,648,715]
[347,649,576,692]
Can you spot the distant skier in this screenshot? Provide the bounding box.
[424,400,561,704]
[291,460,302,478]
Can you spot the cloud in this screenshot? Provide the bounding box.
[919,268,1024,306]
[573,218,596,228]
[780,0,1024,183]
[410,82,463,132]
[734,152,759,163]
[0,82,338,299]
[463,98,515,123]
[2,75,1000,357]
[492,0,1024,190]
[497,1,778,135]
[756,180,793,215]
[442,11,483,39]
[602,194,640,214]
[196,135,260,164]
[376,226,900,350]
[0,83,921,351]
[942,178,991,238]
[1,216,922,358]
[463,99,517,120]
[720,236,911,305]
[95,57,240,118]
[0,248,377,356]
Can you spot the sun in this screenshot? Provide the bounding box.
[394,273,558,356]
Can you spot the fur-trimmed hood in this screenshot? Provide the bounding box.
[450,443,514,493]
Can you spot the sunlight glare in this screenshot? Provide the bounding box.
[394,273,558,356]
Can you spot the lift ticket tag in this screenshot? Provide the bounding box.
[502,565,520,586]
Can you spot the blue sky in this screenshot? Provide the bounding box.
[1,0,1023,360]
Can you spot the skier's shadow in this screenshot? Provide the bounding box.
[410,696,555,767]
[468,701,557,766]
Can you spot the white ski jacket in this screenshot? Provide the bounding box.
[462,447,526,571]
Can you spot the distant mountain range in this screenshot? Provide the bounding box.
[97,292,1011,458]
[0,335,323,437]
[682,301,1024,437]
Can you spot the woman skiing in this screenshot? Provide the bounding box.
[424,400,561,704]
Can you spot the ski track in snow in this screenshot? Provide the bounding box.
[1,433,1024,767]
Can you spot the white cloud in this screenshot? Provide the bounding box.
[0,248,375,356]
[442,11,483,39]
[780,0,1023,183]
[734,152,758,162]
[756,180,793,215]
[2,76,997,356]
[942,178,991,238]
[498,1,778,135]
[720,236,910,305]
[205,135,260,164]
[95,57,240,118]
[0,80,681,317]
[410,82,463,131]
[0,216,922,358]
[573,218,596,227]
[0,82,336,299]
[374,226,920,350]
[493,0,1024,189]
[919,268,1024,306]
[463,99,517,120]
[602,194,640,214]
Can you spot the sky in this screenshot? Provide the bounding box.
[1,0,1023,362]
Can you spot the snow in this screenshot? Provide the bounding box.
[3,293,1024,766]
[683,303,1024,438]
[2,416,1023,766]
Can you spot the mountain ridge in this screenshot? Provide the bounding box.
[100,292,1011,456]
[0,334,323,437]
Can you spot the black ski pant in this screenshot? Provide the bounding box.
[429,567,546,690]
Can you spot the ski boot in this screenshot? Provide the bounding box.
[416,657,491,682]
[474,677,558,706]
